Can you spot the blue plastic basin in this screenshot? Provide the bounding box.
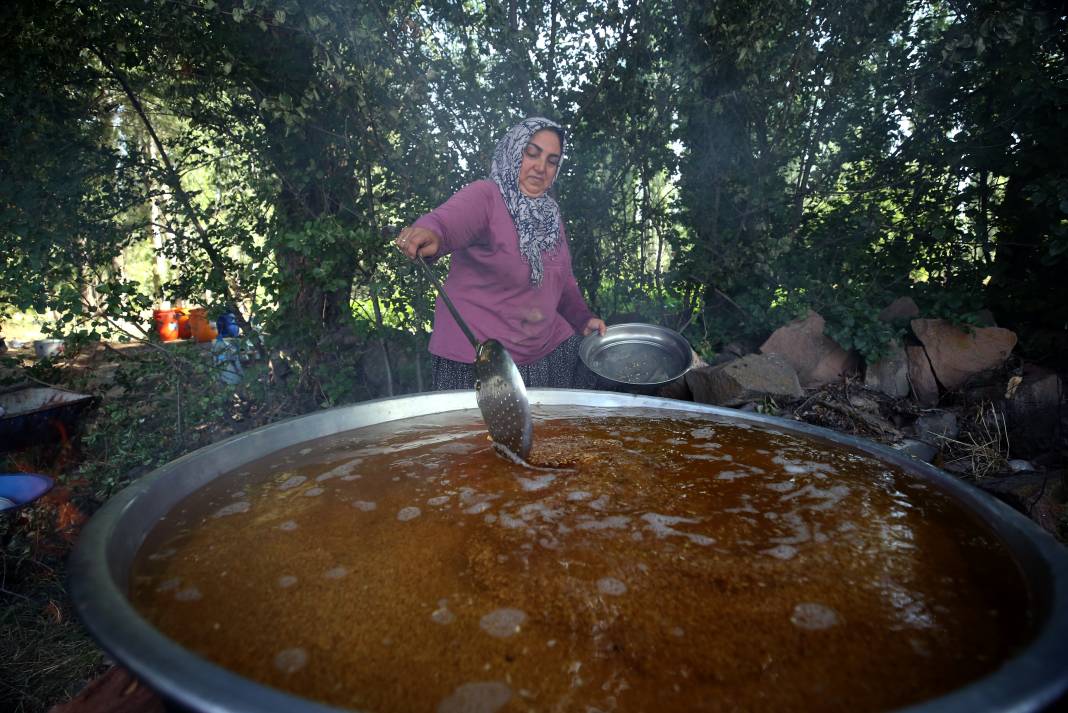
[0,473,54,513]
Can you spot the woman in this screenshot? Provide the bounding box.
[395,117,606,390]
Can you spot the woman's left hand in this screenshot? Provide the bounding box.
[582,318,607,337]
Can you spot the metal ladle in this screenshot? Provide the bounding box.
[415,256,533,461]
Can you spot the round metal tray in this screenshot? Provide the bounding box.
[579,322,692,387]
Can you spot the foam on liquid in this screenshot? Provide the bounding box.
[130,407,1032,712]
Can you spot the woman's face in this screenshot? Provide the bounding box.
[518,129,562,198]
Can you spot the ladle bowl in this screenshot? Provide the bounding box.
[415,255,532,460]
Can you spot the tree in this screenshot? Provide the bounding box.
[3,0,1066,390]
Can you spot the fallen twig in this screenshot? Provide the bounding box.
[812,398,902,438]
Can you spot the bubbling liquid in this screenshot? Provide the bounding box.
[131,408,1032,712]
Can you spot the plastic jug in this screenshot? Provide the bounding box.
[215,312,240,338]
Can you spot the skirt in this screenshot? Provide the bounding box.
[431,334,596,391]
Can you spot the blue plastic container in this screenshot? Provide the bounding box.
[0,473,54,513]
[215,312,240,338]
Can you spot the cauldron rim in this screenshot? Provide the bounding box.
[69,389,1068,713]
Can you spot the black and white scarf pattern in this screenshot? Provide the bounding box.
[489,117,565,286]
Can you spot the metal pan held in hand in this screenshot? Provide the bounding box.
[579,323,692,387]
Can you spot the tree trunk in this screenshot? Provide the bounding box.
[547,0,558,100]
[148,140,168,300]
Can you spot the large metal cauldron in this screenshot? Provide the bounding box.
[69,390,1068,713]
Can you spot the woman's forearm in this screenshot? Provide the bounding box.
[412,181,494,255]
[558,275,597,332]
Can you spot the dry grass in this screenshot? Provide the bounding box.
[1,498,106,713]
[0,577,105,713]
[937,401,1011,479]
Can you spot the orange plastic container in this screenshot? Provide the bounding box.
[175,307,192,340]
[187,308,218,343]
[153,309,179,342]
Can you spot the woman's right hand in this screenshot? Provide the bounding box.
[395,226,441,260]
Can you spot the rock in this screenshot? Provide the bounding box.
[910,319,1017,391]
[1002,365,1063,459]
[892,438,939,463]
[942,456,974,476]
[976,472,1066,538]
[46,665,166,713]
[759,311,860,387]
[657,375,692,401]
[707,341,750,367]
[972,309,998,327]
[878,297,919,323]
[906,345,939,406]
[912,410,959,446]
[686,353,803,407]
[864,342,910,398]
[1008,459,1034,473]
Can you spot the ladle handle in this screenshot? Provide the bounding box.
[415,255,480,350]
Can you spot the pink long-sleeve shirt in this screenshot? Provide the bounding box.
[414,179,596,365]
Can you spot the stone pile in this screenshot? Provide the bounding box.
[656,298,1066,539]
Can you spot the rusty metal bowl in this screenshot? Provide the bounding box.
[69,390,1068,713]
[0,385,94,452]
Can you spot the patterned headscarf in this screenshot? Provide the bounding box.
[489,117,566,286]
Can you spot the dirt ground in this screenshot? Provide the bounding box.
[1,315,49,345]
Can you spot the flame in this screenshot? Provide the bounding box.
[10,416,87,556]
[50,419,74,476]
[55,500,87,542]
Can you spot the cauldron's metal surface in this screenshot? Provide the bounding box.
[69,390,1068,713]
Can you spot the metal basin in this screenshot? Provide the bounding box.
[0,385,94,452]
[69,390,1068,713]
[579,323,693,392]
